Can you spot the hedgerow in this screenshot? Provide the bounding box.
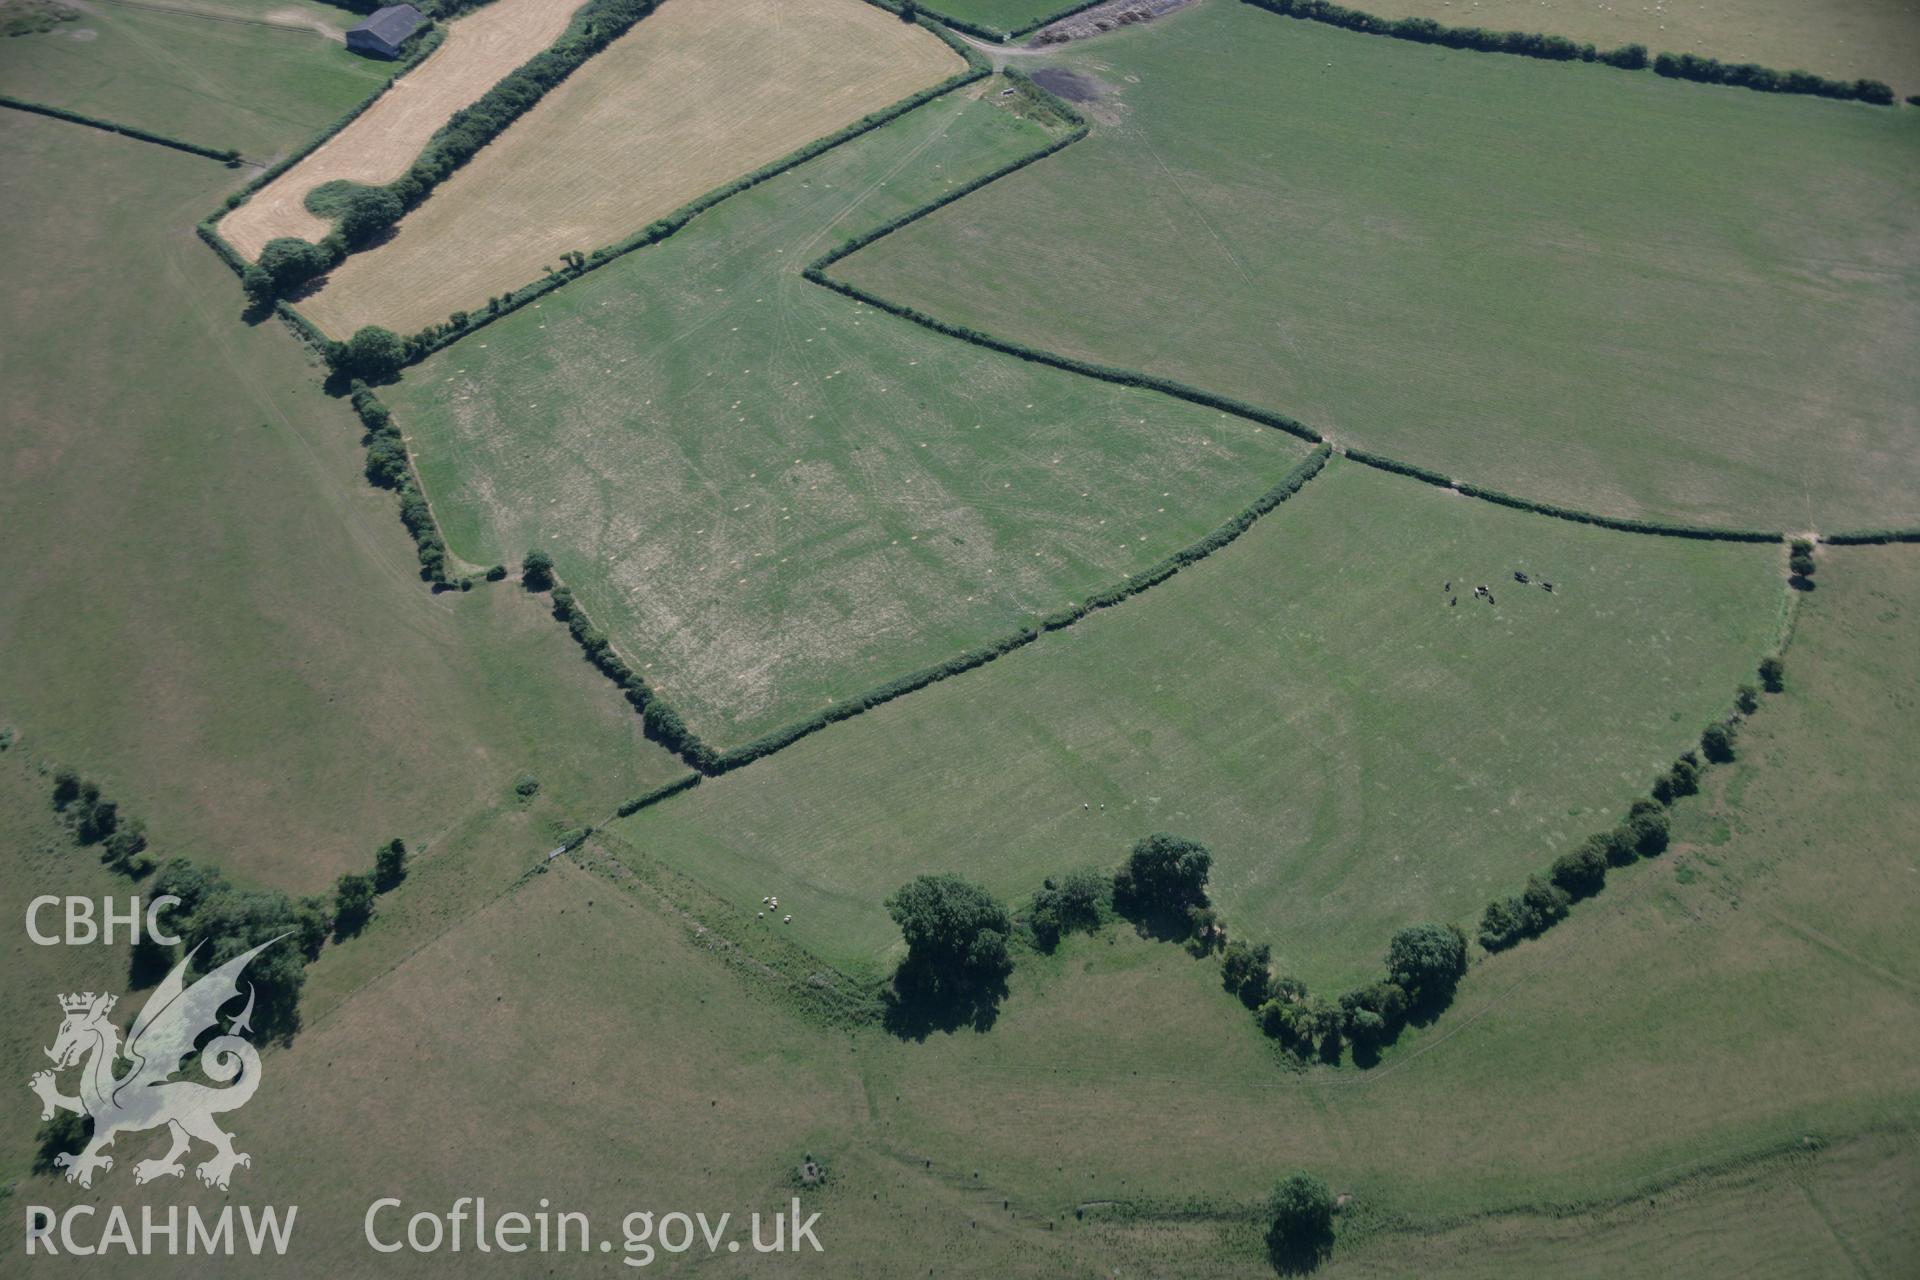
[527,445,1327,779]
[1453,482,1783,542]
[1339,449,1783,541]
[1239,0,1646,68]
[1341,447,1450,488]
[1477,665,1780,955]
[1239,0,1893,105]
[801,82,1324,448]
[525,573,721,770]
[346,382,450,582]
[1822,527,1920,545]
[701,445,1330,774]
[1652,52,1894,105]
[0,94,240,163]
[615,773,703,818]
[202,26,446,231]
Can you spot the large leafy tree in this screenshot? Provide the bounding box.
[1113,832,1212,918]
[885,875,1012,987]
[1386,922,1469,1004]
[1266,1171,1336,1270]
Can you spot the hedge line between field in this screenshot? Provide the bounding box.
[0,94,241,163]
[1822,527,1920,545]
[615,773,703,818]
[1238,0,1895,106]
[372,16,994,364]
[1341,449,1784,542]
[345,382,456,584]
[1475,657,1784,956]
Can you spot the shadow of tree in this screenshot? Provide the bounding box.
[881,959,1008,1041]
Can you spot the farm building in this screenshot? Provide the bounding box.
[346,4,426,58]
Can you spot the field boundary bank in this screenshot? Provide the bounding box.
[1238,0,1898,106]
[1824,527,1920,545]
[804,74,1820,544]
[1073,1124,1911,1243]
[570,828,885,1026]
[1,94,244,164]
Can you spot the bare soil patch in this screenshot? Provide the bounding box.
[218,0,586,259]
[300,0,963,337]
[1030,65,1100,101]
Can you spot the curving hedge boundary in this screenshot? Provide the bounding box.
[1,94,241,163]
[542,445,1330,781]
[1238,0,1895,106]
[805,73,1323,447]
[1341,449,1783,542]
[804,72,1787,546]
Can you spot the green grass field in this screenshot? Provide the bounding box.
[0,0,393,157]
[385,84,1310,748]
[840,1,1920,532]
[0,113,686,898]
[840,541,1920,1250]
[5,2,1917,1272]
[11,542,1908,1275]
[615,459,1785,989]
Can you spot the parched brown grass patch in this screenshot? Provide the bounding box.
[299,0,963,337]
[218,0,587,259]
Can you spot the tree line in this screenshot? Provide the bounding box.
[346,382,450,583]
[1239,0,1895,104]
[45,769,409,1040]
[1,94,242,165]
[1476,657,1784,953]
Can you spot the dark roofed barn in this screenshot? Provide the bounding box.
[346,4,426,59]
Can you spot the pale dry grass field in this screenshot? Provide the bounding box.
[1334,0,1920,92]
[218,0,588,258]
[301,0,965,336]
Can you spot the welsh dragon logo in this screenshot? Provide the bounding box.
[28,938,280,1190]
